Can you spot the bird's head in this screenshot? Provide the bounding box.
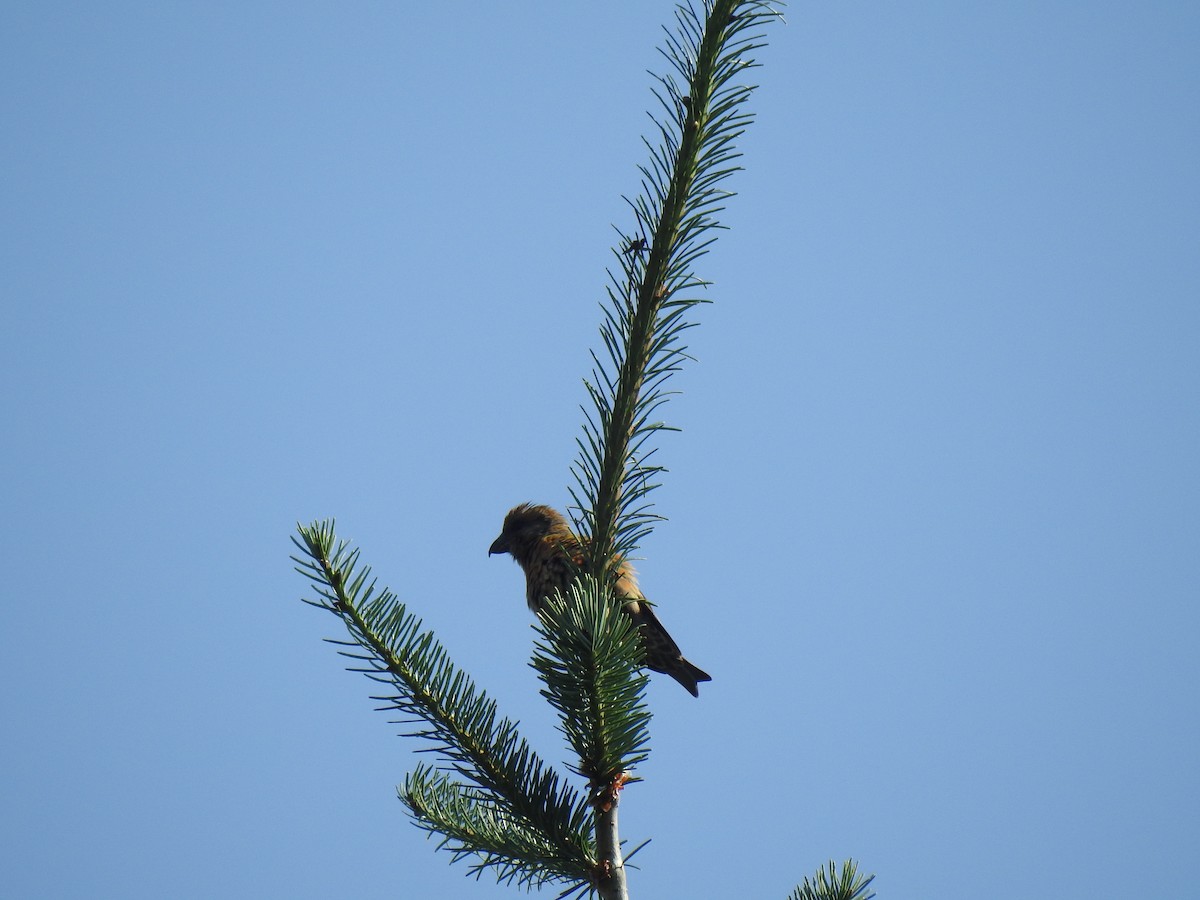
[488,503,568,559]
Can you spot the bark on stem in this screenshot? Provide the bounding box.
[593,779,629,900]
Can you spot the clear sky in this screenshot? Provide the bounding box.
[3,3,1198,898]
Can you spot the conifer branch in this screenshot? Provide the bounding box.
[562,7,783,896]
[531,576,651,784]
[786,860,877,900]
[292,4,811,897]
[532,575,652,899]
[402,765,590,888]
[292,521,594,890]
[571,0,781,575]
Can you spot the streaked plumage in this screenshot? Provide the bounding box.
[489,503,711,697]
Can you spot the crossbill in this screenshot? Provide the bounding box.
[488,503,712,697]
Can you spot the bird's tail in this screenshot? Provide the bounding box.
[666,658,712,698]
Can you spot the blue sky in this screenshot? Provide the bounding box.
[3,3,1198,898]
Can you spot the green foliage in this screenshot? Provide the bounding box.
[292,521,594,889]
[570,0,781,577]
[787,860,877,900]
[531,575,652,782]
[290,4,879,898]
[402,767,588,888]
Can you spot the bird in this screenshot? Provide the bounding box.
[488,503,711,697]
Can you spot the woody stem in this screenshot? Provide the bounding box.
[593,787,628,900]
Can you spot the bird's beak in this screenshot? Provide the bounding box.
[488,534,509,556]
